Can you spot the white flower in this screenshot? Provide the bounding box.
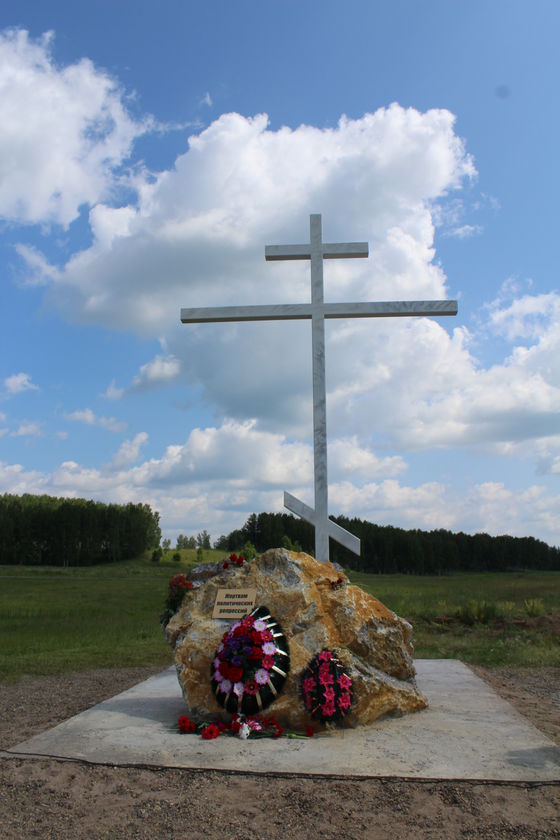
[253,619,267,632]
[213,657,220,669]
[233,681,244,697]
[239,723,251,739]
[214,669,224,682]
[255,668,270,685]
[262,642,277,656]
[219,679,232,694]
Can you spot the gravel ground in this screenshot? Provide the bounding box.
[1,665,558,839]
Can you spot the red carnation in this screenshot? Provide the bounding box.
[201,723,221,740]
[223,561,229,569]
[244,679,258,696]
[272,724,284,739]
[178,715,195,734]
[228,666,243,683]
[248,646,263,660]
[219,661,230,678]
[306,725,314,737]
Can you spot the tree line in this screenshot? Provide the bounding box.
[170,531,211,551]
[0,494,161,566]
[214,512,560,574]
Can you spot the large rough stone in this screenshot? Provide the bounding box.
[165,549,427,728]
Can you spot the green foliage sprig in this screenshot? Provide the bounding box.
[524,597,545,617]
[456,600,498,626]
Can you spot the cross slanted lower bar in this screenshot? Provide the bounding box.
[181,214,457,563]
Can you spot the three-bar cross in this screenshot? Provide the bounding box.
[181,214,457,563]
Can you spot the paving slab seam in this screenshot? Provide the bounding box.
[1,749,558,787]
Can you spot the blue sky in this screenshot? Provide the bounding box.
[1,1,559,547]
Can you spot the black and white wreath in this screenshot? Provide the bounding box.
[210,606,290,715]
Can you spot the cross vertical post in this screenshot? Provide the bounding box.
[263,214,369,563]
[310,214,329,564]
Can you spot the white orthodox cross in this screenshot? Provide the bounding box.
[181,214,457,563]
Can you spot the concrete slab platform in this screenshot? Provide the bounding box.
[5,660,559,781]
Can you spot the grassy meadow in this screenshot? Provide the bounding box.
[0,552,558,680]
[348,569,560,667]
[0,548,216,680]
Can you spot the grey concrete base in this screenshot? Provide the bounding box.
[5,660,559,781]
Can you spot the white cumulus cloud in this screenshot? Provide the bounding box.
[487,291,560,343]
[65,408,126,433]
[4,80,558,538]
[14,244,60,286]
[0,439,558,545]
[4,372,39,395]
[442,223,483,239]
[112,432,148,468]
[41,105,480,455]
[11,421,42,437]
[130,354,181,391]
[36,104,560,475]
[47,105,474,337]
[0,28,149,227]
[103,380,124,400]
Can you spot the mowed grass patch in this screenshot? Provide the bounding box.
[0,549,225,680]
[346,570,560,666]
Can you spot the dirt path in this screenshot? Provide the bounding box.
[1,665,558,839]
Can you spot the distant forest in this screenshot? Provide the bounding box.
[215,512,560,574]
[0,494,161,566]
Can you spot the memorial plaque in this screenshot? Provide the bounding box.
[212,588,257,619]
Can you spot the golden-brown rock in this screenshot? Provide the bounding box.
[166,549,427,728]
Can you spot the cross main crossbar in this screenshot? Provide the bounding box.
[265,242,368,261]
[181,300,458,324]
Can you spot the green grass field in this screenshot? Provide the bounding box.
[0,549,216,680]
[348,569,560,667]
[0,553,558,679]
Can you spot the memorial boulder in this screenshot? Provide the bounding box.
[165,549,427,730]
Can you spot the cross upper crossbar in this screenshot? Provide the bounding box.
[265,242,368,260]
[180,214,457,564]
